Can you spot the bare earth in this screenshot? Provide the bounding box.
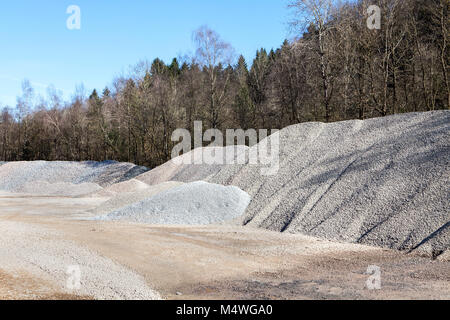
[0,194,448,300]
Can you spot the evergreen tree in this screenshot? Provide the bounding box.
[151,58,167,75]
[102,87,111,97]
[168,58,181,77]
[233,55,254,129]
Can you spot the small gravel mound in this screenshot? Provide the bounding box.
[96,181,251,225]
[90,181,184,215]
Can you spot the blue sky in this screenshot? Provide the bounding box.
[0,0,290,107]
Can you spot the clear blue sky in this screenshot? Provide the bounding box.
[0,0,291,107]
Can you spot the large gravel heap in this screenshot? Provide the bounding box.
[0,161,148,196]
[96,181,251,225]
[137,111,450,257]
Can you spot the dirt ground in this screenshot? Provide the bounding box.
[0,194,448,300]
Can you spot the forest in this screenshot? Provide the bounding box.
[0,0,448,168]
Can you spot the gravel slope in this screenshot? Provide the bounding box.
[136,111,450,257]
[137,146,248,185]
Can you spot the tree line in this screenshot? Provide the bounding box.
[0,0,448,168]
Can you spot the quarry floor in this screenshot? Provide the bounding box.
[0,194,449,300]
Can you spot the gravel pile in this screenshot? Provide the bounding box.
[18,181,102,197]
[88,179,150,197]
[96,181,251,225]
[90,181,183,215]
[0,161,149,195]
[136,111,450,257]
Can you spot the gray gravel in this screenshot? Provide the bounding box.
[137,145,248,185]
[90,181,183,215]
[18,181,102,197]
[96,181,251,225]
[88,178,150,198]
[0,220,161,300]
[0,161,149,195]
[136,111,450,257]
